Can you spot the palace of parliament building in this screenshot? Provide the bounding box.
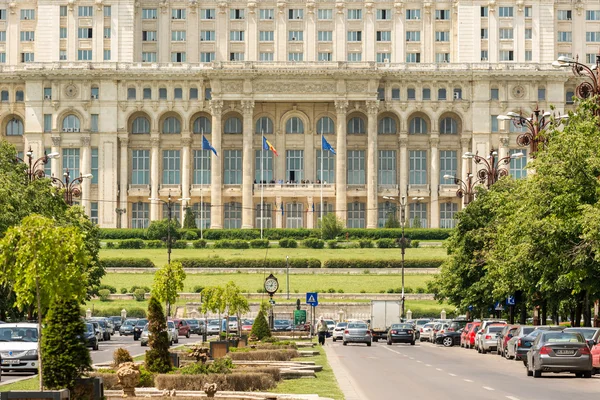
[0,0,586,229]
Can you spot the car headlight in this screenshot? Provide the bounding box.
[25,350,38,356]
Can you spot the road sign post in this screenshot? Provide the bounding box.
[306,292,318,307]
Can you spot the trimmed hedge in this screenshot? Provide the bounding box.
[193,239,207,248]
[171,240,188,249]
[99,229,147,239]
[303,238,325,249]
[83,307,147,318]
[343,228,451,240]
[175,258,321,269]
[117,239,145,249]
[155,372,276,392]
[278,238,298,248]
[213,239,250,249]
[249,239,270,248]
[146,240,165,249]
[322,259,445,269]
[100,258,156,269]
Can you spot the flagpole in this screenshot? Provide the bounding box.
[320,133,324,224]
[200,130,204,239]
[261,132,265,240]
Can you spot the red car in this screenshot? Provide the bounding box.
[460,322,475,347]
[170,319,191,338]
[465,322,481,349]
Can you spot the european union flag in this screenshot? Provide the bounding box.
[202,135,218,156]
[322,135,336,155]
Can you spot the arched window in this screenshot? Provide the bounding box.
[6,118,23,136]
[439,117,458,134]
[131,117,150,134]
[255,116,273,134]
[409,117,427,134]
[285,117,304,134]
[378,117,397,134]
[162,117,181,134]
[224,117,242,134]
[316,116,334,134]
[347,116,365,134]
[193,116,211,134]
[62,115,81,132]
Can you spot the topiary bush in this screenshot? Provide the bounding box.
[213,239,250,249]
[377,238,395,248]
[99,284,117,294]
[106,242,115,249]
[327,240,338,249]
[278,238,298,248]
[146,240,165,249]
[112,348,134,368]
[133,289,146,301]
[249,239,270,248]
[147,219,181,241]
[145,296,172,373]
[183,230,198,240]
[250,302,271,341]
[98,289,111,302]
[192,285,205,293]
[42,298,92,390]
[319,213,344,240]
[359,239,373,248]
[120,287,128,294]
[193,239,208,249]
[411,240,421,248]
[171,240,188,249]
[118,239,145,249]
[303,238,325,249]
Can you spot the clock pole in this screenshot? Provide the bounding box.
[264,274,279,330]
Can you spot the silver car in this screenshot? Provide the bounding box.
[526,331,592,378]
[206,319,221,335]
[506,326,535,359]
[479,325,505,353]
[332,322,348,342]
[342,322,372,346]
[140,323,175,346]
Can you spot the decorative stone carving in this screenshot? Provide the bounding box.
[346,81,368,93]
[95,0,104,11]
[119,101,129,112]
[52,101,60,111]
[51,136,62,146]
[334,100,348,115]
[366,100,379,115]
[365,2,374,13]
[241,100,255,115]
[423,2,432,14]
[335,2,345,14]
[516,0,524,12]
[81,136,91,147]
[499,137,510,148]
[64,84,79,99]
[460,137,472,149]
[203,383,218,398]
[254,81,336,94]
[150,137,160,147]
[488,0,496,12]
[222,81,244,93]
[116,362,140,397]
[119,137,129,148]
[159,0,169,13]
[399,137,409,146]
[218,2,228,13]
[8,2,16,14]
[277,1,286,14]
[210,100,223,117]
[247,1,256,14]
[189,0,198,13]
[394,1,405,13]
[181,137,193,146]
[306,1,315,14]
[575,0,584,15]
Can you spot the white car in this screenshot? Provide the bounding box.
[140,323,176,346]
[475,320,506,351]
[0,323,40,373]
[332,322,348,342]
[325,319,336,335]
[420,322,436,342]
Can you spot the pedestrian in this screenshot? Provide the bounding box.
[317,317,328,345]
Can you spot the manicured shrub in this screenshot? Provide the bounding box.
[327,240,338,249]
[98,289,111,302]
[193,239,208,248]
[100,258,155,269]
[154,372,275,392]
[192,285,205,293]
[377,238,395,248]
[117,239,145,249]
[183,230,198,240]
[171,240,188,249]
[112,348,133,368]
[213,239,250,249]
[327,288,336,293]
[146,240,165,249]
[99,229,147,240]
[343,228,452,240]
[174,258,320,269]
[411,240,421,248]
[338,289,344,293]
[228,349,299,362]
[42,299,92,390]
[120,287,128,294]
[145,296,171,373]
[278,238,298,248]
[147,219,181,241]
[249,239,270,248]
[322,259,445,269]
[250,302,271,341]
[359,240,374,248]
[99,284,117,294]
[415,287,426,294]
[303,238,325,249]
[133,289,146,302]
[106,242,115,249]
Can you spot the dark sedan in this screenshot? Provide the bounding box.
[526,331,592,378]
[83,323,99,351]
[387,323,416,345]
[133,319,148,341]
[518,326,563,362]
[436,330,462,347]
[273,319,293,332]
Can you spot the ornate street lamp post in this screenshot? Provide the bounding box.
[463,150,524,189]
[498,107,563,157]
[50,168,93,206]
[15,146,59,182]
[443,172,478,206]
[383,195,407,320]
[553,54,600,112]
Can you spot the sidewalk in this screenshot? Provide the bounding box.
[322,344,369,400]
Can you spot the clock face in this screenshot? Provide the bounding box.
[264,277,279,294]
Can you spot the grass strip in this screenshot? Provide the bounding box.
[0,377,39,391]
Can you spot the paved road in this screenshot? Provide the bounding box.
[325,339,600,400]
[1,332,204,386]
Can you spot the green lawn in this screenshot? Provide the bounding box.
[101,273,434,294]
[269,346,344,400]
[99,247,447,267]
[0,377,39,392]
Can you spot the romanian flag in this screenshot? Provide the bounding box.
[263,136,279,156]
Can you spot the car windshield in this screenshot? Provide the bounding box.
[348,323,368,329]
[136,320,148,326]
[167,322,175,329]
[186,319,198,325]
[143,324,149,332]
[85,323,94,333]
[391,324,412,329]
[208,320,220,326]
[95,320,106,328]
[543,332,583,343]
[565,328,597,340]
[110,317,121,322]
[275,320,289,325]
[0,327,39,342]
[527,330,543,339]
[423,323,436,328]
[416,320,429,326]
[336,322,348,328]
[123,320,136,326]
[521,327,535,335]
[243,319,254,325]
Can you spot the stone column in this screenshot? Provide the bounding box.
[210,100,224,229]
[118,136,129,228]
[275,196,283,228]
[499,136,510,163]
[80,136,92,215]
[335,100,348,223]
[399,135,408,199]
[366,100,379,229]
[181,137,192,221]
[51,136,61,179]
[241,100,255,229]
[306,196,314,229]
[150,136,160,221]
[429,136,440,228]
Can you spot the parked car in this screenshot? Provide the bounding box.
[90,318,111,341]
[497,325,519,357]
[119,319,138,336]
[463,322,481,349]
[431,323,449,344]
[241,319,254,331]
[460,322,476,348]
[133,319,148,341]
[206,319,221,335]
[387,323,416,345]
[475,320,506,351]
[325,319,336,337]
[332,322,348,342]
[447,320,469,333]
[184,319,202,335]
[478,324,505,354]
[273,319,293,332]
[141,323,176,346]
[343,322,372,346]
[88,321,103,342]
[518,326,563,362]
[109,316,123,332]
[170,319,191,338]
[563,327,600,374]
[420,322,436,342]
[83,323,99,351]
[228,316,239,333]
[167,321,179,344]
[436,329,463,347]
[506,325,535,360]
[0,323,39,373]
[526,331,592,378]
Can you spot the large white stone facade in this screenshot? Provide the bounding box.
[0,0,586,228]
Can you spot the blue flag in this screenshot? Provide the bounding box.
[202,135,218,156]
[322,135,336,155]
[281,203,284,216]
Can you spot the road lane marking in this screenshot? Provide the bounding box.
[409,357,415,360]
[506,397,520,400]
[436,368,443,371]
[425,364,432,367]
[448,373,457,377]
[416,360,422,363]
[463,379,473,383]
[483,387,495,391]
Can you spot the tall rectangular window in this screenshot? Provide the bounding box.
[557,31,572,42]
[103,50,111,61]
[378,202,396,228]
[162,150,181,184]
[435,31,450,42]
[558,10,572,20]
[409,150,427,185]
[347,53,362,62]
[377,31,392,42]
[586,10,600,20]
[510,149,527,179]
[316,151,335,183]
[142,52,157,62]
[104,27,111,38]
[287,9,303,20]
[377,53,391,63]
[201,52,215,62]
[60,6,67,17]
[60,28,67,39]
[131,203,150,228]
[78,28,93,39]
[435,9,450,20]
[440,203,458,228]
[255,203,273,229]
[21,9,35,20]
[524,6,532,18]
[78,50,92,60]
[259,9,274,20]
[318,52,332,62]
[318,31,332,42]
[193,202,211,229]
[201,9,216,19]
[406,9,421,20]
[63,148,80,178]
[162,203,181,223]
[259,31,274,41]
[171,52,186,62]
[172,9,186,19]
[347,9,362,20]
[172,31,186,41]
[491,88,499,100]
[131,150,150,185]
[347,150,365,185]
[318,9,333,20]
[192,149,211,184]
[104,6,111,17]
[286,203,304,228]
[377,9,392,20]
[44,147,52,177]
[481,6,488,17]
[406,31,421,42]
[224,203,242,228]
[142,9,157,19]
[230,30,245,41]
[499,50,514,61]
[142,31,157,41]
[289,30,304,41]
[491,115,499,132]
[378,150,396,185]
[20,31,35,41]
[91,114,99,132]
[499,28,514,40]
[90,202,98,224]
[91,148,98,184]
[538,88,546,100]
[406,53,421,63]
[409,203,428,228]
[347,31,362,42]
[231,9,245,19]
[78,6,93,17]
[224,150,242,184]
[286,150,304,182]
[347,202,366,228]
[439,151,457,183]
[255,150,274,183]
[498,7,514,17]
[44,114,52,132]
[259,52,274,61]
[525,50,533,61]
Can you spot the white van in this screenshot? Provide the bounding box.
[0,323,40,373]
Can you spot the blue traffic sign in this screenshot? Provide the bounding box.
[306,292,318,307]
[494,301,504,311]
[507,296,516,306]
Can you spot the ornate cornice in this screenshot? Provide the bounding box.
[335,100,349,115]
[241,100,255,115]
[210,100,224,117]
[366,100,379,115]
[51,136,62,146]
[81,136,91,147]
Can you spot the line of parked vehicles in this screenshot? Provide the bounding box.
[418,318,600,378]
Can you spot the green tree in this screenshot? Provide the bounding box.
[147,218,181,241]
[319,213,344,240]
[384,212,400,228]
[223,282,250,337]
[200,286,225,334]
[145,296,171,373]
[182,207,197,229]
[152,261,186,318]
[42,298,92,390]
[0,214,91,389]
[250,302,271,340]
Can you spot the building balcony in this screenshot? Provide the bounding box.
[439,184,460,198]
[158,184,181,197]
[408,184,430,197]
[253,183,336,197]
[128,184,150,197]
[347,184,367,197]
[378,184,399,197]
[190,184,211,197]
